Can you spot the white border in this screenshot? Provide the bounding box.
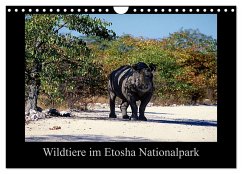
[5,6,236,14]
[1,0,240,174]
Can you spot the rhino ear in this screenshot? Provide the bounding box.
[149,63,156,72]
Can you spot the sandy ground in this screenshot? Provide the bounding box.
[25,105,217,142]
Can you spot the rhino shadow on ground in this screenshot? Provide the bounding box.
[72,110,217,127]
[85,109,173,115]
[147,118,217,127]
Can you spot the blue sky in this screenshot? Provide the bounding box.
[89,14,217,39]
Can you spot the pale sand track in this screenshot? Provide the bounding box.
[25,105,217,142]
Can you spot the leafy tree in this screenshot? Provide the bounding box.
[91,29,217,105]
[162,29,217,103]
[25,14,115,112]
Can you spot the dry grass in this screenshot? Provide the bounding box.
[37,94,216,111]
[37,95,110,111]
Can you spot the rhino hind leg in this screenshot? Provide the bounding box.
[120,100,130,119]
[109,91,117,118]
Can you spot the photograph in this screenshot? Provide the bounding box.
[24,13,217,142]
[6,6,236,168]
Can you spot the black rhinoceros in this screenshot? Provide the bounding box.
[108,62,156,121]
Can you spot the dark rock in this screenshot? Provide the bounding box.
[48,108,61,116]
[36,106,43,112]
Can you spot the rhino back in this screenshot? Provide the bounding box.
[109,65,132,99]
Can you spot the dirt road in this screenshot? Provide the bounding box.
[25,105,217,142]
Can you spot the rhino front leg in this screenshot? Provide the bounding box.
[120,100,130,119]
[129,98,139,120]
[109,91,117,118]
[139,93,153,121]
